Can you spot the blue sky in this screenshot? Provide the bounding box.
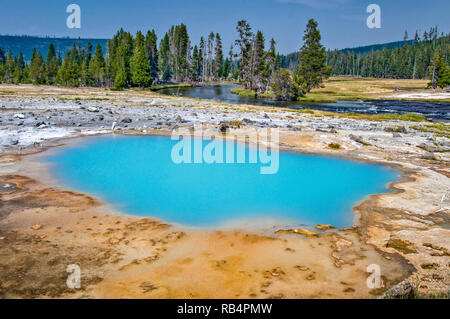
[1,0,449,53]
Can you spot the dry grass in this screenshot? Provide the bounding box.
[300,77,434,103]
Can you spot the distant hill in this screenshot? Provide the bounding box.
[0,35,108,61]
[340,39,414,55]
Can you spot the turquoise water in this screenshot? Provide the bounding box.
[44,135,399,229]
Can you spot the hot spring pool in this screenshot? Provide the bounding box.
[43,135,399,229]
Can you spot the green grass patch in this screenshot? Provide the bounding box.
[59,97,109,101]
[149,83,192,91]
[386,239,417,254]
[411,122,450,138]
[230,86,273,99]
[229,120,244,127]
[334,112,426,122]
[328,143,342,149]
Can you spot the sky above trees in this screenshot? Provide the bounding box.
[1,0,449,53]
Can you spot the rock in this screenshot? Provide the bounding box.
[14,113,25,119]
[140,281,158,293]
[315,224,335,230]
[420,263,438,270]
[381,281,415,299]
[335,238,353,251]
[121,117,132,124]
[10,140,19,145]
[275,228,319,237]
[31,224,42,230]
[343,287,355,293]
[294,265,310,271]
[421,153,436,160]
[349,134,365,144]
[88,107,99,113]
[306,274,315,280]
[219,122,229,133]
[418,143,438,152]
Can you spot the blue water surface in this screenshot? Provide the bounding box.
[44,135,399,228]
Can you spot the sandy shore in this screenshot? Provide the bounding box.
[0,84,448,298]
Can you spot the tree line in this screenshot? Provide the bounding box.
[327,28,450,83]
[0,18,331,99]
[280,26,450,87]
[0,22,447,97]
[0,25,235,89]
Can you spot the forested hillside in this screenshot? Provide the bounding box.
[282,27,449,80]
[0,35,107,62]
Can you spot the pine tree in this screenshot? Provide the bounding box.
[4,50,14,83]
[192,45,202,81]
[251,30,265,91]
[57,45,81,87]
[235,20,253,88]
[263,38,277,89]
[228,44,234,75]
[145,30,159,82]
[0,46,5,65]
[428,52,450,89]
[131,31,153,88]
[172,24,190,82]
[13,52,26,83]
[199,37,206,81]
[114,58,128,89]
[80,59,90,86]
[46,44,58,83]
[0,46,5,82]
[207,32,214,79]
[86,42,93,62]
[297,19,331,93]
[222,58,230,79]
[158,33,171,81]
[29,51,46,84]
[90,44,105,86]
[214,33,223,79]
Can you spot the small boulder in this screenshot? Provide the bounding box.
[381,281,415,299]
[219,122,229,133]
[14,113,25,119]
[315,224,335,230]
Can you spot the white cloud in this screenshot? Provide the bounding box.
[276,0,351,9]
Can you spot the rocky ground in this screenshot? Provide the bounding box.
[0,84,448,298]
